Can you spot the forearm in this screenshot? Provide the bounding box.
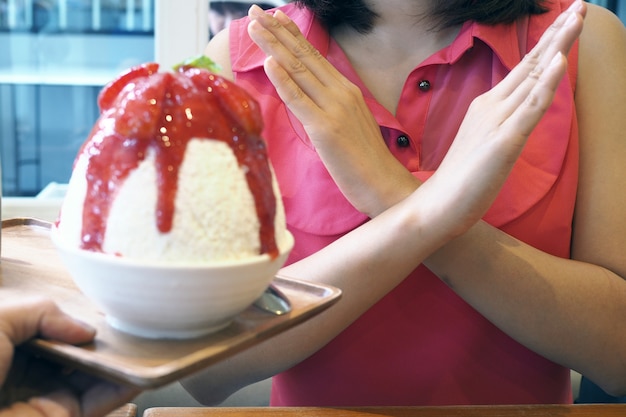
[182,188,449,405]
[182,3,588,403]
[424,221,626,395]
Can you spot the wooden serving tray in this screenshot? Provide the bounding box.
[0,218,341,389]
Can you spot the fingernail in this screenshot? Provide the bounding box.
[249,4,264,17]
[565,9,579,25]
[549,51,564,69]
[574,0,584,12]
[73,317,96,334]
[273,9,290,24]
[567,0,582,12]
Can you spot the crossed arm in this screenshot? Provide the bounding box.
[183,0,626,404]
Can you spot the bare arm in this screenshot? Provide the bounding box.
[240,1,626,396]
[182,3,585,404]
[204,26,234,79]
[423,3,626,396]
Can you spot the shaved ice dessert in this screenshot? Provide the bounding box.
[55,57,289,263]
[51,57,294,338]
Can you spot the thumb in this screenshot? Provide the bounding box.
[0,293,95,347]
[0,292,95,385]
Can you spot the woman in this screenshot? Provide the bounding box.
[183,0,626,407]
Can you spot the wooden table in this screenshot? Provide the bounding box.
[142,404,626,417]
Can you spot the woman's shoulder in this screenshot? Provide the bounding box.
[578,3,626,88]
[204,29,233,80]
[580,2,626,50]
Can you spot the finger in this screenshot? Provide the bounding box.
[248,13,327,103]
[0,294,95,387]
[492,0,585,100]
[0,294,95,347]
[501,52,568,139]
[498,11,582,122]
[262,55,323,121]
[485,3,583,131]
[249,8,362,133]
[270,8,302,37]
[249,6,338,81]
[247,6,329,119]
[247,6,344,101]
[271,7,343,88]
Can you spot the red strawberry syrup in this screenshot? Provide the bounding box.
[74,63,279,259]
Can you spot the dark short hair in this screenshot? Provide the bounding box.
[210,2,278,16]
[293,0,548,33]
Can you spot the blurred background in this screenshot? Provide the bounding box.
[0,0,624,414]
[0,0,286,199]
[0,0,622,199]
[0,0,623,198]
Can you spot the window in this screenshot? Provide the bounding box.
[1,1,621,197]
[0,0,208,196]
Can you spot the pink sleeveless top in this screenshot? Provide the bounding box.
[230,0,579,406]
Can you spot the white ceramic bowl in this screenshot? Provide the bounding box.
[50,226,294,339]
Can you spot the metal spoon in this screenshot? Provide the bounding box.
[253,284,291,315]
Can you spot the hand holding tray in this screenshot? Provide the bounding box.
[0,218,341,389]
